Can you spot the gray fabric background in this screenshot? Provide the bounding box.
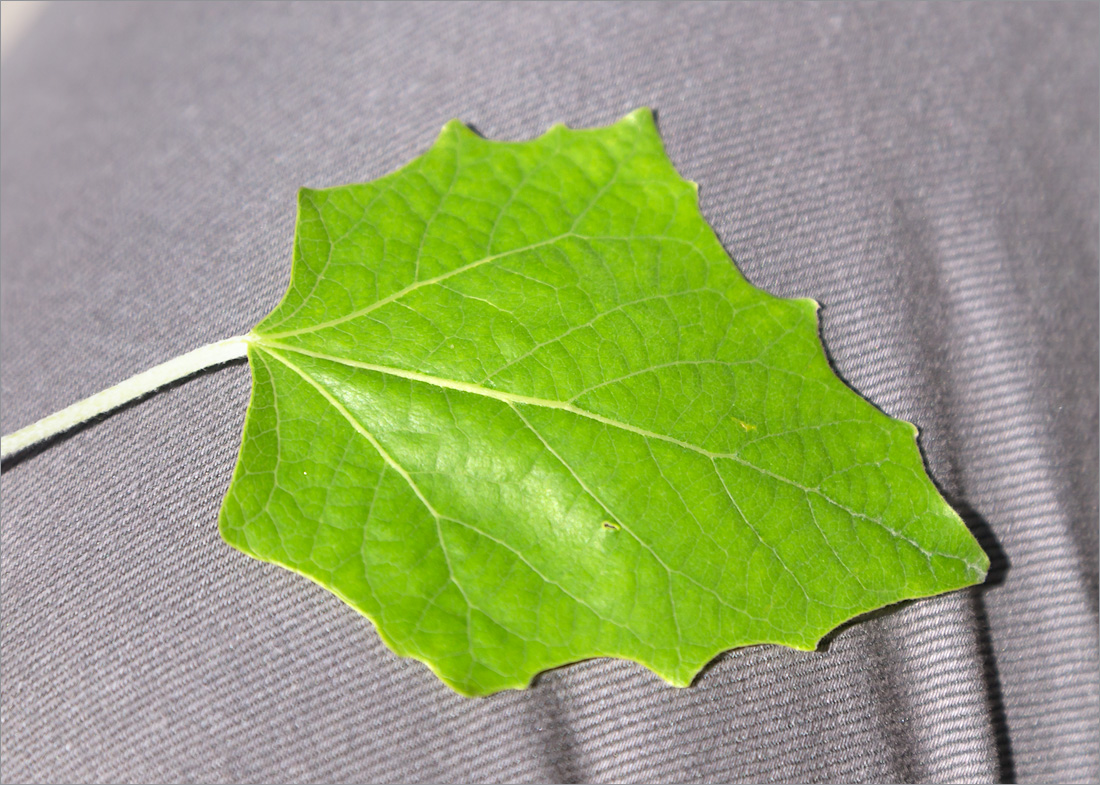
[1,2,1097,782]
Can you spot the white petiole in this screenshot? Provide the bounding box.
[0,334,252,460]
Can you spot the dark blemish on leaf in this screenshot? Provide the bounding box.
[602,521,620,531]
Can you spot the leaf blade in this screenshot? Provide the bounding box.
[220,108,988,696]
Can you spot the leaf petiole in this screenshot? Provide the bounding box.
[0,335,251,460]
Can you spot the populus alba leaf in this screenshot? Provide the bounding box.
[219,109,988,696]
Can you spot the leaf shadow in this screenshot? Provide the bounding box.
[813,498,1013,781]
[0,357,248,473]
[936,497,1015,782]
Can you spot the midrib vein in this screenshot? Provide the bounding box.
[259,339,755,466]
[254,340,980,570]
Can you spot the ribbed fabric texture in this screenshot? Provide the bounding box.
[2,3,1096,782]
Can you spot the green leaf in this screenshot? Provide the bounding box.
[218,108,988,696]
